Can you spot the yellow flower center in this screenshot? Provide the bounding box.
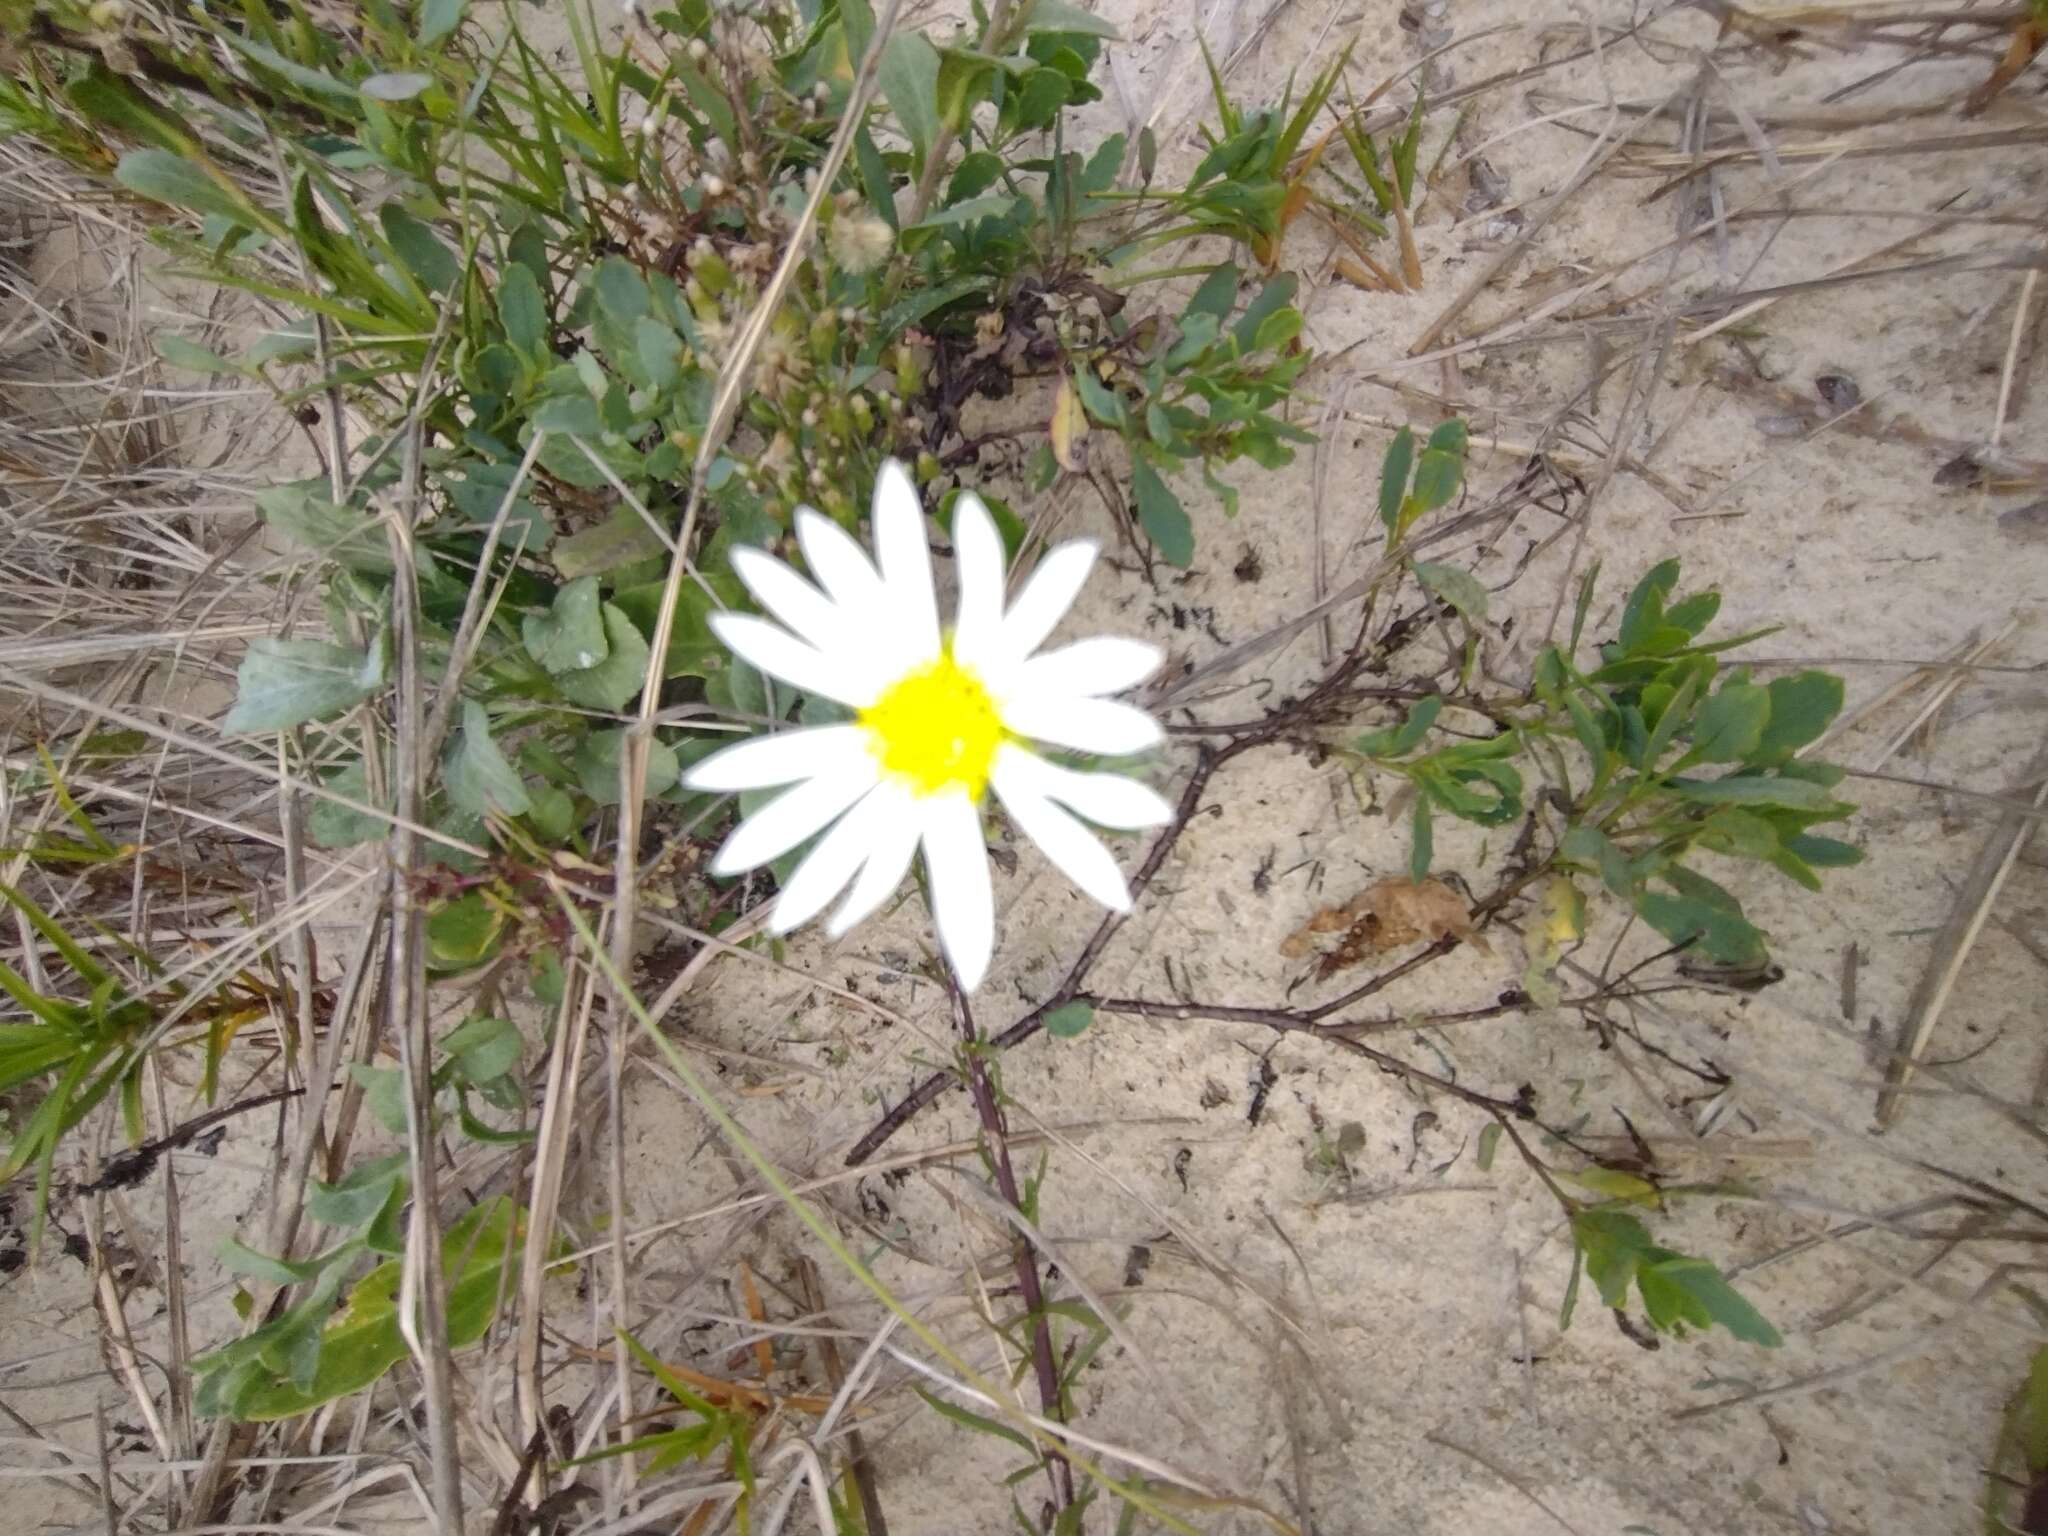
[861,650,1002,798]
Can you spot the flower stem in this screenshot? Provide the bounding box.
[947,974,1075,1514]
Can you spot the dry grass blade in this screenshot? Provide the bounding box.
[1876,740,2048,1128]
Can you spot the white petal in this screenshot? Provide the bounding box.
[769,785,895,933]
[796,507,886,617]
[1000,695,1163,756]
[947,491,1008,670]
[710,614,883,707]
[731,546,851,655]
[990,743,1173,829]
[711,763,878,875]
[797,507,928,681]
[991,756,1132,912]
[920,790,993,991]
[993,538,1097,666]
[1006,636,1162,702]
[871,459,941,662]
[827,780,920,936]
[685,724,866,792]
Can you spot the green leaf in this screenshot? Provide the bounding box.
[1071,365,1125,428]
[1409,797,1433,880]
[223,637,386,733]
[524,785,574,842]
[556,606,652,712]
[418,0,465,45]
[531,394,601,437]
[880,32,940,168]
[218,1237,328,1286]
[1230,275,1298,353]
[554,507,668,579]
[1617,560,1681,652]
[1697,807,1781,861]
[1044,1001,1092,1039]
[576,728,680,805]
[1408,446,1463,513]
[1634,888,1767,969]
[1026,0,1121,37]
[1665,590,1720,637]
[427,890,504,971]
[220,35,355,103]
[1377,427,1414,533]
[497,262,547,361]
[115,149,275,233]
[448,460,551,546]
[1637,1252,1781,1347]
[612,572,739,679]
[523,577,608,674]
[1413,561,1488,622]
[1640,670,1702,768]
[1575,1207,1655,1310]
[157,334,235,374]
[306,760,387,848]
[1130,460,1193,567]
[1688,682,1769,764]
[1782,832,1861,868]
[1353,694,1440,758]
[444,701,532,818]
[1476,1121,1501,1172]
[855,127,897,228]
[910,1385,1035,1453]
[307,1153,408,1229]
[863,275,990,359]
[68,63,197,156]
[2023,1346,2048,1471]
[1079,132,1125,196]
[633,319,681,395]
[593,256,651,328]
[439,1014,521,1085]
[908,193,1023,232]
[347,1063,408,1136]
[257,483,392,574]
[934,47,1000,135]
[210,1197,524,1420]
[360,72,432,102]
[378,206,460,295]
[1559,824,1635,898]
[1665,775,1837,810]
[1751,670,1844,765]
[1426,418,1469,457]
[1182,262,1240,325]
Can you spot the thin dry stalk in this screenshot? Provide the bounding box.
[1877,740,2048,1127]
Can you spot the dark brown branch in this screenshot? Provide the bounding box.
[948,977,1074,1513]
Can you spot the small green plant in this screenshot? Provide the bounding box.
[191,1010,535,1418]
[195,1185,527,1419]
[1563,1205,1781,1347]
[1357,426,1857,979]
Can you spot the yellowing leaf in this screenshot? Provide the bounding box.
[1566,1166,1661,1204]
[1543,878,1585,945]
[1049,375,1087,471]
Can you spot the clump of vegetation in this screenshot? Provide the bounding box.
[0,0,1879,1528]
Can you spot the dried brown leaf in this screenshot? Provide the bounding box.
[1281,877,1491,974]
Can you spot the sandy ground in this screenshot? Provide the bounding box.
[5,1,2048,1533]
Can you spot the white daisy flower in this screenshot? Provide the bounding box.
[687,459,1174,990]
